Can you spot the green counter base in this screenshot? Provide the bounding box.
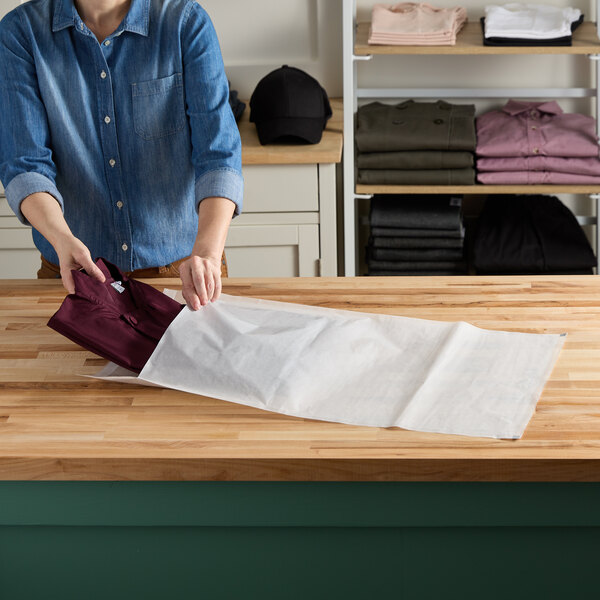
[1,482,599,599]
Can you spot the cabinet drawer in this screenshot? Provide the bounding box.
[0,195,13,217]
[242,164,318,213]
[226,223,319,277]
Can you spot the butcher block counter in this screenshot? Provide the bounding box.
[1,276,600,600]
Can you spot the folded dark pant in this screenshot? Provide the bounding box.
[47,258,184,373]
[370,195,463,230]
[368,270,466,276]
[357,151,474,170]
[356,100,476,152]
[367,259,467,272]
[369,247,464,261]
[358,168,475,185]
[370,235,464,249]
[371,226,464,239]
[473,195,596,273]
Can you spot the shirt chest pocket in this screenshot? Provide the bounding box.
[131,73,186,140]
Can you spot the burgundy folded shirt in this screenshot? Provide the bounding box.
[48,258,184,373]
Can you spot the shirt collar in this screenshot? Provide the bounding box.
[502,100,563,116]
[52,0,150,37]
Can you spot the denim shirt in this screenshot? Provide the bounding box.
[0,0,243,271]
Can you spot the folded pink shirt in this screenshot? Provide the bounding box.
[476,100,600,158]
[477,156,600,176]
[369,3,468,45]
[477,171,600,185]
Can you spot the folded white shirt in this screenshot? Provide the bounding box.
[484,3,582,39]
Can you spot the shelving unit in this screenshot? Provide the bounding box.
[342,0,600,275]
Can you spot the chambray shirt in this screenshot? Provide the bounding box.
[0,0,243,271]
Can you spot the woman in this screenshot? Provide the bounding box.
[0,0,242,310]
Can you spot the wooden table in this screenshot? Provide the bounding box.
[1,276,600,599]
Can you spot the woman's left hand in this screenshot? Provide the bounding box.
[178,254,222,310]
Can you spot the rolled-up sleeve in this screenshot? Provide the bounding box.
[0,11,64,225]
[181,2,243,216]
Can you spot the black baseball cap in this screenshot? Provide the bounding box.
[249,65,332,145]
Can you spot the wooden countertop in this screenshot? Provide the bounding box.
[2,276,600,482]
[240,99,343,165]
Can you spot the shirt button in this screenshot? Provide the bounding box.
[433,118,444,124]
[104,39,111,46]
[121,243,128,251]
[532,148,539,154]
[104,116,111,124]
[100,70,107,79]
[109,158,116,167]
[116,201,123,209]
[531,126,537,130]
[129,316,138,325]
[79,23,84,30]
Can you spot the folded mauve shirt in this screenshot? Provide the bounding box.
[477,155,600,176]
[357,100,476,152]
[476,100,600,158]
[477,171,600,185]
[358,167,475,185]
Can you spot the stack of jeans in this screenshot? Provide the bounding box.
[356,100,477,185]
[367,195,467,275]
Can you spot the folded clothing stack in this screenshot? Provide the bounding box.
[368,3,467,46]
[367,194,467,275]
[356,100,477,185]
[481,3,583,46]
[476,100,600,184]
[473,195,596,274]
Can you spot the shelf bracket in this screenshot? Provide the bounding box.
[355,194,374,199]
[353,54,373,61]
[588,55,600,61]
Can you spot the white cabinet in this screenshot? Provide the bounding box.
[0,193,40,278]
[226,163,337,277]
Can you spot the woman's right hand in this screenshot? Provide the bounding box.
[54,234,106,294]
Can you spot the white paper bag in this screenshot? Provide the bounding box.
[126,292,564,439]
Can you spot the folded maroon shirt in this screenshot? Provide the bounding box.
[48,258,184,373]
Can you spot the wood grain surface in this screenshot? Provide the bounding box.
[355,21,600,55]
[240,99,343,165]
[2,276,600,481]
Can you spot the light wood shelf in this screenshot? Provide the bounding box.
[355,21,600,55]
[240,99,343,165]
[356,184,600,195]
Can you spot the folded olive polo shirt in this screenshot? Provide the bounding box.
[356,100,476,153]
